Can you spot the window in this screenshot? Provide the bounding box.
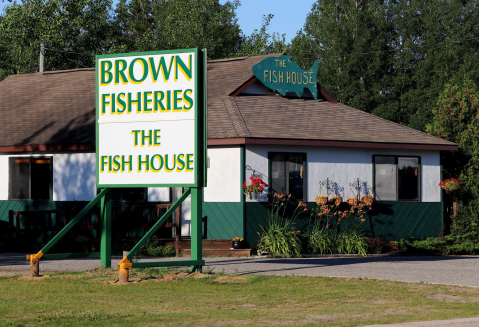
[374,156,420,201]
[9,157,52,200]
[98,188,148,202]
[269,152,306,200]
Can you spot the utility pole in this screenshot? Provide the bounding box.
[39,42,44,73]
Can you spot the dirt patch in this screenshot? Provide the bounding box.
[239,303,257,308]
[426,294,477,303]
[16,275,51,280]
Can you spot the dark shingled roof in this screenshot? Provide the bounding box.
[0,54,456,149]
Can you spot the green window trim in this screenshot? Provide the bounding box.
[373,155,421,202]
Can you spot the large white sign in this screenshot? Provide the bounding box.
[96,49,200,187]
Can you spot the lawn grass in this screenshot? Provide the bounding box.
[1,268,479,326]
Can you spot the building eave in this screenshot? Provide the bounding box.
[207,138,458,151]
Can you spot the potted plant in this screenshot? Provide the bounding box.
[361,195,374,206]
[232,237,247,249]
[315,195,328,205]
[439,178,461,194]
[243,176,268,200]
[330,195,342,206]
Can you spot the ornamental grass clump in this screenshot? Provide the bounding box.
[256,193,307,257]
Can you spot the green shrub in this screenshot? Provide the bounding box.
[399,237,448,255]
[138,236,176,257]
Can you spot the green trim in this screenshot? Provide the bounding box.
[96,48,199,60]
[240,145,245,239]
[43,252,101,259]
[95,48,204,189]
[440,161,444,230]
[245,201,443,244]
[132,260,205,268]
[190,187,203,271]
[126,188,191,261]
[100,189,112,268]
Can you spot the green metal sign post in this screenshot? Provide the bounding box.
[26,48,207,280]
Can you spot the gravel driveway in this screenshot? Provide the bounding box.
[1,253,479,287]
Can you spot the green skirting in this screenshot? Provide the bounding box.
[244,201,443,244]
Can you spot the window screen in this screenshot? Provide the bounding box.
[269,153,306,200]
[271,153,286,194]
[375,156,396,201]
[10,157,52,200]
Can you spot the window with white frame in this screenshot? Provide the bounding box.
[374,156,420,201]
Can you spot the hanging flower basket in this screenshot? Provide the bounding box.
[250,192,260,200]
[316,195,328,205]
[330,195,342,206]
[439,178,460,194]
[243,176,267,200]
[361,195,374,206]
[347,197,359,205]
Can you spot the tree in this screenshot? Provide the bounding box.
[0,0,113,80]
[428,80,479,244]
[290,0,479,132]
[111,0,244,59]
[235,14,288,57]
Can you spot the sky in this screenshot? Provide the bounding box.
[221,0,315,44]
[0,0,316,44]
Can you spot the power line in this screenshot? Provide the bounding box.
[44,47,95,57]
[293,37,479,60]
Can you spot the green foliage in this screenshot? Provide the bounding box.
[0,0,113,80]
[111,0,244,59]
[303,202,368,256]
[428,80,479,244]
[399,235,479,255]
[399,237,448,255]
[256,216,302,257]
[138,236,176,257]
[235,14,288,57]
[255,194,306,257]
[290,0,479,131]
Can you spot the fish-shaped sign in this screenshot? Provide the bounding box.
[252,55,318,99]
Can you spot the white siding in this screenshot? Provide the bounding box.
[0,152,170,202]
[53,153,96,201]
[245,145,441,203]
[203,146,241,202]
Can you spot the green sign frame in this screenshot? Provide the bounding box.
[95,48,207,189]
